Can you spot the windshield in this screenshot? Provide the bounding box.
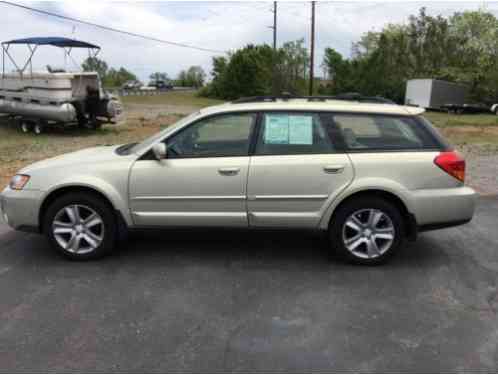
[129,111,201,154]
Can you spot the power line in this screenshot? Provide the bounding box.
[0,1,226,54]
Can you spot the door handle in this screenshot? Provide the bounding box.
[323,165,345,174]
[218,167,240,176]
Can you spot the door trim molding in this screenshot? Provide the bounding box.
[248,194,328,201]
[132,195,246,201]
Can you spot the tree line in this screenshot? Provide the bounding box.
[81,57,206,88]
[199,8,498,103]
[80,8,497,103]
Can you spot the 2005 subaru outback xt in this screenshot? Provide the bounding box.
[0,96,476,264]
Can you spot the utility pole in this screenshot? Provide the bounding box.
[308,1,315,96]
[269,1,277,49]
[269,1,277,94]
[273,1,277,49]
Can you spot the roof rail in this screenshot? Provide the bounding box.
[231,94,395,105]
[231,94,293,104]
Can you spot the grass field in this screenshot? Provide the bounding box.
[0,91,497,189]
[0,114,182,188]
[121,90,224,107]
[424,111,498,146]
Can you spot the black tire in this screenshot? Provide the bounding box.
[329,196,404,265]
[33,123,43,135]
[20,121,32,133]
[43,192,117,260]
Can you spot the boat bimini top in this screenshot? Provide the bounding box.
[1,37,101,77]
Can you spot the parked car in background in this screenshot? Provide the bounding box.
[492,103,498,115]
[121,80,143,91]
[0,96,476,265]
[148,79,173,90]
[441,103,491,114]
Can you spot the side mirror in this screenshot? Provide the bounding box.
[152,143,167,160]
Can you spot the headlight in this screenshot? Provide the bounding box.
[9,174,30,190]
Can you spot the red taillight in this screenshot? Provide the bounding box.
[434,151,465,182]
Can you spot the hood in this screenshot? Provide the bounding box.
[20,145,123,173]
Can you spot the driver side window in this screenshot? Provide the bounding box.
[166,113,256,158]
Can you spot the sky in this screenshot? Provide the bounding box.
[1,0,498,82]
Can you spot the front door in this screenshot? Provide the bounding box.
[129,112,257,227]
[247,111,354,228]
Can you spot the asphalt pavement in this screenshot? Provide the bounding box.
[1,196,498,372]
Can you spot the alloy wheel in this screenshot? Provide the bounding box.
[52,205,105,254]
[342,208,395,259]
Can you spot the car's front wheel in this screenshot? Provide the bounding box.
[330,196,404,265]
[43,192,117,260]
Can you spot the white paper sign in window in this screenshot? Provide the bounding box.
[264,114,289,144]
[289,115,313,145]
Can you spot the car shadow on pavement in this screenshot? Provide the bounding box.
[108,228,450,270]
[4,227,450,270]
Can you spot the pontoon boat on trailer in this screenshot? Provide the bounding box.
[0,37,123,133]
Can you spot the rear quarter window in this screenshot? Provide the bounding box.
[332,114,443,151]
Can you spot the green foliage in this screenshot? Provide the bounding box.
[273,39,309,95]
[82,56,137,88]
[81,56,108,79]
[105,67,137,87]
[149,72,169,82]
[175,66,206,88]
[322,8,498,103]
[199,41,310,100]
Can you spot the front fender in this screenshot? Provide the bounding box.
[40,175,132,226]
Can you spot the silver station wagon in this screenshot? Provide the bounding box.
[0,96,476,264]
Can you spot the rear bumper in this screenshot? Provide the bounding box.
[0,186,44,233]
[419,218,472,232]
[409,186,477,227]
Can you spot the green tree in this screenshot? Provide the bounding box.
[149,72,169,82]
[105,67,137,87]
[82,57,137,88]
[274,39,309,95]
[321,7,498,103]
[81,56,108,79]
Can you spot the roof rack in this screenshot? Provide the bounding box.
[232,93,395,105]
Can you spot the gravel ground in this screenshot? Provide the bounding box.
[458,144,498,195]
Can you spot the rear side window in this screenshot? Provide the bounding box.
[333,114,440,151]
[255,112,335,155]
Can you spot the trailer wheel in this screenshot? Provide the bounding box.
[33,123,43,135]
[20,121,32,133]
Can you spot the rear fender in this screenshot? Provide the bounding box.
[318,178,413,230]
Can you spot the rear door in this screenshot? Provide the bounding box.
[247,111,354,228]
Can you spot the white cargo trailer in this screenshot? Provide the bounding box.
[405,79,468,109]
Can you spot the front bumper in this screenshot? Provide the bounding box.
[0,186,44,232]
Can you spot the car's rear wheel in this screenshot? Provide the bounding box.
[43,192,117,260]
[330,197,404,265]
